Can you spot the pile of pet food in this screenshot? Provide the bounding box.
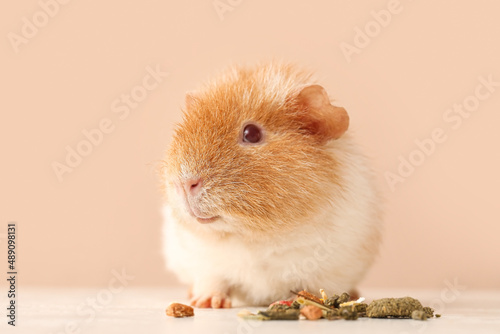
[237,289,441,321]
[166,289,441,321]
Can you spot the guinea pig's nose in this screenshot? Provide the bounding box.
[183,178,203,197]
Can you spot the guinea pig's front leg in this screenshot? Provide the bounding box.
[189,278,231,308]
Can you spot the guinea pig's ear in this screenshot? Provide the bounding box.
[293,85,349,143]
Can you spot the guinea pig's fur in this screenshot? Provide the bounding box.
[161,62,382,307]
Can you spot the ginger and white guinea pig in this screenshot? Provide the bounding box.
[161,62,382,308]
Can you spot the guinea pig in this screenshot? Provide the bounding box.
[161,61,382,308]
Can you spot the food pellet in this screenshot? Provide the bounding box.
[366,297,423,318]
[166,303,194,318]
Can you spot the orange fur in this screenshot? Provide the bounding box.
[164,62,348,234]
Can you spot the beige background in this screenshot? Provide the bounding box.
[1,0,499,292]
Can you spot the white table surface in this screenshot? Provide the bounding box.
[1,287,499,334]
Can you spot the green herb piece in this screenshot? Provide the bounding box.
[258,309,300,320]
[324,295,339,308]
[323,309,341,320]
[291,300,301,309]
[337,292,350,306]
[267,303,292,312]
[355,303,367,314]
[340,307,358,320]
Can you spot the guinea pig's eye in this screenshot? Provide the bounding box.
[242,123,263,144]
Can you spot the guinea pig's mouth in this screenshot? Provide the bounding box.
[185,199,219,224]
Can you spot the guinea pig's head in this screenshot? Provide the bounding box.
[162,62,349,235]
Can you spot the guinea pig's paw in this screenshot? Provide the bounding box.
[190,292,232,309]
